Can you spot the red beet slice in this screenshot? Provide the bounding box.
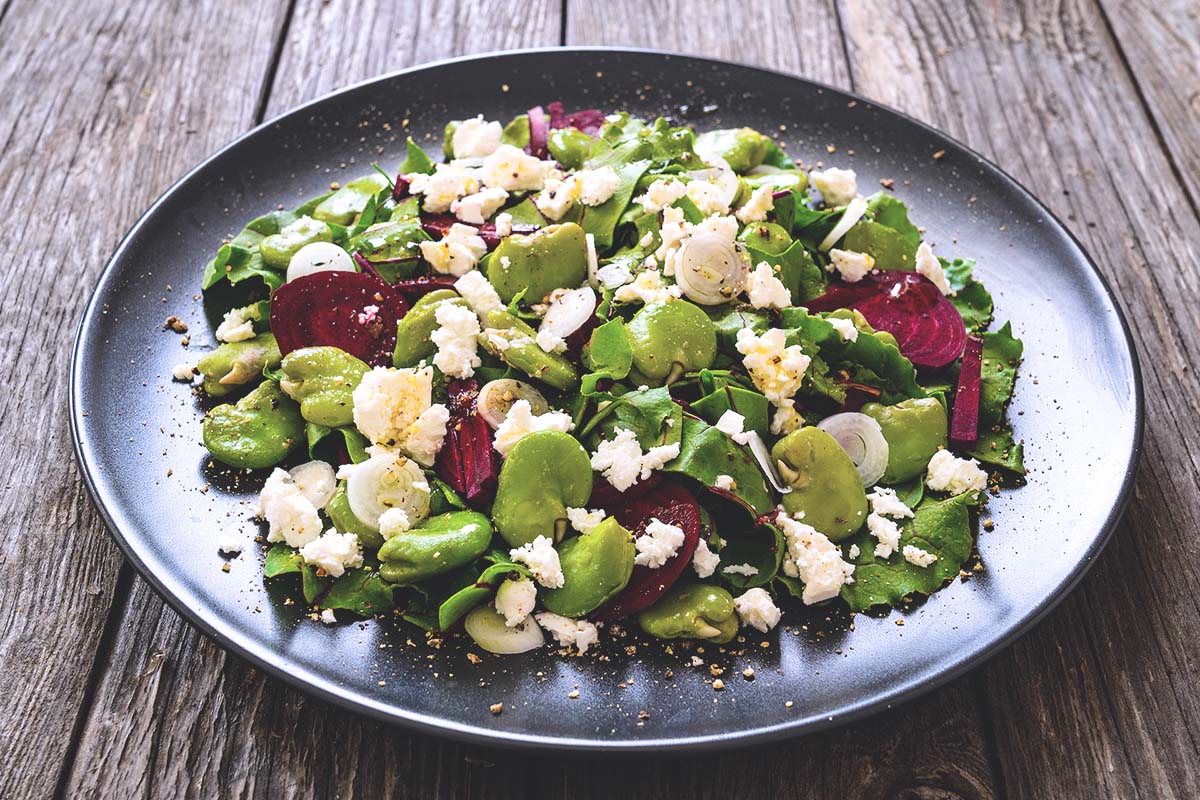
[592,482,702,622]
[420,213,542,249]
[547,101,567,130]
[588,472,664,507]
[566,109,606,137]
[435,379,501,507]
[269,271,407,367]
[807,271,966,368]
[950,335,983,449]
[527,105,549,159]
[393,275,458,303]
[391,173,410,201]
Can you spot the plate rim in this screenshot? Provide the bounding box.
[68,46,1145,752]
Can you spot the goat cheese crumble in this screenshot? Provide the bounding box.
[733,588,782,632]
[299,530,363,577]
[492,399,575,456]
[495,577,538,627]
[925,450,988,495]
[810,167,858,206]
[430,302,481,379]
[510,535,565,589]
[535,612,600,655]
[566,507,607,534]
[590,427,681,492]
[635,519,686,568]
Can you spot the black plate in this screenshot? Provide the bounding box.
[69,49,1142,751]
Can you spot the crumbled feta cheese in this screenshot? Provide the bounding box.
[258,468,323,548]
[736,327,810,409]
[535,612,600,655]
[171,363,196,381]
[299,530,363,577]
[352,365,447,465]
[692,538,720,578]
[777,513,856,604]
[867,513,902,559]
[690,655,705,667]
[494,577,537,627]
[655,206,688,272]
[451,186,508,224]
[635,518,686,568]
[534,176,581,221]
[534,327,567,355]
[216,535,243,555]
[915,241,952,294]
[903,544,938,568]
[451,115,503,159]
[635,178,688,213]
[576,166,620,206]
[925,450,988,494]
[480,144,551,192]
[420,223,487,276]
[746,261,791,309]
[566,507,606,534]
[848,544,861,559]
[215,307,255,342]
[407,163,480,213]
[510,535,565,588]
[320,609,337,625]
[714,410,754,446]
[736,184,776,223]
[492,399,575,456]
[430,302,481,378]
[827,316,860,342]
[829,248,875,282]
[715,474,736,491]
[868,487,915,520]
[493,212,513,238]
[612,268,681,304]
[590,427,681,492]
[378,507,412,540]
[685,180,730,216]
[453,270,503,318]
[810,167,858,206]
[733,588,782,632]
[594,263,633,289]
[722,563,760,577]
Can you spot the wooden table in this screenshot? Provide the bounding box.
[3,0,1197,796]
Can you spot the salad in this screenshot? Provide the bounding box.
[182,102,1023,657]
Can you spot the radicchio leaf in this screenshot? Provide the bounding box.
[591,481,701,621]
[269,271,407,366]
[807,271,967,368]
[434,379,501,508]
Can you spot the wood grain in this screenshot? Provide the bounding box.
[0,0,289,796]
[1099,0,1200,212]
[839,0,1200,797]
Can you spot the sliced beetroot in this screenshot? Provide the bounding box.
[950,334,983,450]
[420,213,542,249]
[434,379,501,507]
[566,109,606,137]
[589,472,664,508]
[351,251,383,281]
[807,271,967,368]
[592,481,702,622]
[836,380,883,413]
[269,271,407,367]
[391,173,410,201]
[527,105,549,159]
[393,275,458,303]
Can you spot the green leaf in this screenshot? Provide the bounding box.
[582,386,682,450]
[892,478,926,509]
[746,240,827,304]
[968,425,1025,474]
[866,193,922,248]
[980,322,1023,427]
[950,281,995,333]
[581,159,651,249]
[428,476,469,515]
[762,139,796,169]
[500,114,530,149]
[940,256,976,292]
[306,424,370,463]
[707,306,769,351]
[502,197,547,226]
[839,492,975,611]
[663,416,774,516]
[582,318,633,380]
[202,243,285,293]
[322,566,396,616]
[263,544,328,605]
[718,523,784,590]
[399,137,435,176]
[689,384,769,440]
[437,561,531,631]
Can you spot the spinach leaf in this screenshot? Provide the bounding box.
[322,566,396,616]
[663,416,774,516]
[690,384,769,440]
[941,257,994,333]
[718,523,784,590]
[582,318,633,379]
[980,322,1023,427]
[581,385,682,450]
[264,544,328,605]
[581,159,651,249]
[437,560,531,631]
[399,137,435,176]
[747,240,826,303]
[202,243,283,293]
[761,139,796,169]
[865,193,921,248]
[306,423,369,463]
[969,425,1025,474]
[839,492,975,611]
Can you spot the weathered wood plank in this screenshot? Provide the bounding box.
[0,0,289,796]
[839,0,1200,797]
[1098,0,1200,212]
